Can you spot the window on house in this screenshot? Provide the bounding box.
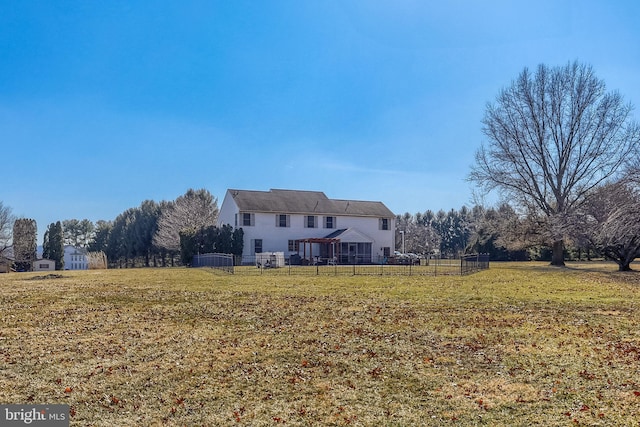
[383,247,391,257]
[380,218,389,230]
[288,240,299,252]
[324,216,336,229]
[305,215,317,228]
[253,239,263,253]
[242,213,254,226]
[276,214,290,227]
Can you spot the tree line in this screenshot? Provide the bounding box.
[3,180,640,271]
[3,61,640,271]
[1,189,242,270]
[89,189,242,268]
[396,184,640,271]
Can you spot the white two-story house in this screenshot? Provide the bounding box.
[64,245,89,270]
[217,189,396,264]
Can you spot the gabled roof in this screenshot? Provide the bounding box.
[64,245,87,255]
[324,228,374,243]
[227,189,394,218]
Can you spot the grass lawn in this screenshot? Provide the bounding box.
[1,262,639,426]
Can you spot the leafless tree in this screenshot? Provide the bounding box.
[470,61,640,266]
[396,212,440,256]
[87,251,108,269]
[624,157,640,190]
[0,202,15,257]
[581,182,640,271]
[153,189,219,254]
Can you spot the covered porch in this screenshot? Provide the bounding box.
[296,228,375,265]
[296,237,340,265]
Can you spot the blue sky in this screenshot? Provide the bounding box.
[1,1,639,241]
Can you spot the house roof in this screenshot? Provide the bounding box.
[227,189,395,217]
[64,245,87,255]
[324,228,374,243]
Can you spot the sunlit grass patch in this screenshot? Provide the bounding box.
[1,262,640,425]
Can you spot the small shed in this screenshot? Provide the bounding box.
[33,259,56,272]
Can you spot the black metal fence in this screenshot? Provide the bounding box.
[460,253,490,275]
[195,253,489,276]
[192,253,234,273]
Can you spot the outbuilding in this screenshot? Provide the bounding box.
[33,259,55,272]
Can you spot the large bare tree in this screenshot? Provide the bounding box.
[153,189,219,255]
[470,61,640,266]
[0,202,15,258]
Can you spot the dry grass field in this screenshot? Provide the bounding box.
[1,262,640,426]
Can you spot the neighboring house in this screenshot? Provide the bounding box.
[64,246,89,270]
[218,189,396,264]
[33,259,55,271]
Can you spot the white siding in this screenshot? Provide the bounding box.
[63,246,89,270]
[217,189,395,260]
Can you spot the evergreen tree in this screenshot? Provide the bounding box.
[88,220,112,253]
[179,228,198,266]
[13,218,37,271]
[63,219,95,248]
[42,228,50,260]
[231,228,244,257]
[107,208,136,267]
[43,222,64,269]
[132,200,160,267]
[49,221,65,270]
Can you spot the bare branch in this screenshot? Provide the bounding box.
[469,61,640,265]
[153,189,219,253]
